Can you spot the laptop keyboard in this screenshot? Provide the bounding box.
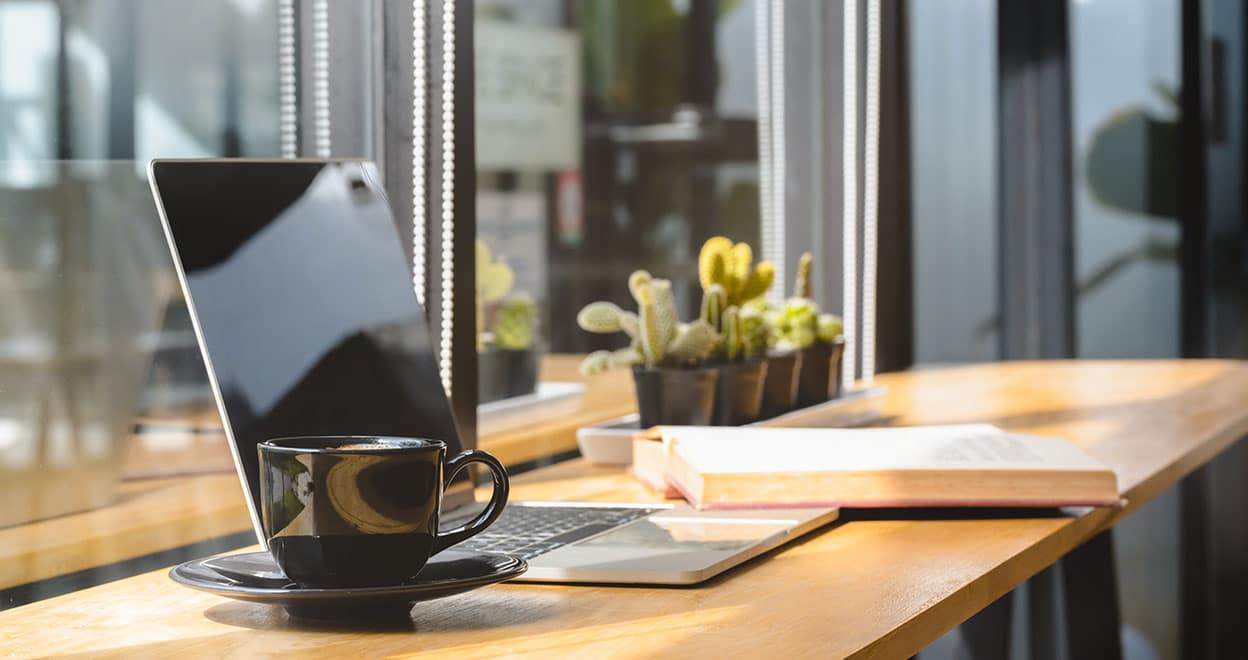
[454,505,659,560]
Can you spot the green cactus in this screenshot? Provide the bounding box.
[772,297,820,351]
[628,269,652,302]
[739,305,769,359]
[794,252,813,299]
[580,350,612,375]
[476,240,516,351]
[577,301,640,341]
[650,277,679,348]
[698,236,775,307]
[577,302,623,333]
[700,283,726,329]
[816,313,844,344]
[667,320,720,364]
[721,306,742,361]
[633,275,666,365]
[576,269,720,372]
[580,346,642,375]
[493,295,536,350]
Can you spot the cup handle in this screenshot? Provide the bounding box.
[432,449,510,554]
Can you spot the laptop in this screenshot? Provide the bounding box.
[147,158,837,585]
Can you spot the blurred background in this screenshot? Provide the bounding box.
[2,0,1247,657]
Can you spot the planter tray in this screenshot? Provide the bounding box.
[577,386,888,465]
[477,382,587,437]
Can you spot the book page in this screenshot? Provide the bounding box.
[663,425,1110,474]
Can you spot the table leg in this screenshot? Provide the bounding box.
[959,591,1014,659]
[1059,528,1123,660]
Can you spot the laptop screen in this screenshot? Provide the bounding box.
[148,160,465,535]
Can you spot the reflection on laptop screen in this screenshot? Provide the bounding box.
[149,160,462,520]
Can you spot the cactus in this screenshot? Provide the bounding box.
[816,313,844,344]
[476,240,517,351]
[700,284,726,330]
[577,302,640,341]
[698,237,733,289]
[493,295,536,350]
[739,305,769,359]
[633,275,666,365]
[794,252,813,299]
[721,306,742,361]
[667,320,720,364]
[650,277,679,348]
[580,346,642,375]
[698,237,776,361]
[772,297,820,351]
[739,261,776,303]
[576,269,720,373]
[698,236,775,307]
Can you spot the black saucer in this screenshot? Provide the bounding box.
[170,549,527,620]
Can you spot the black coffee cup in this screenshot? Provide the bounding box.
[257,436,509,588]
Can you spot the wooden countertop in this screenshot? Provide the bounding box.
[123,354,630,477]
[475,354,634,466]
[0,474,247,592]
[2,355,630,594]
[4,360,1248,658]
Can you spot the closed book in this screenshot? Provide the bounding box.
[656,425,1120,510]
[630,436,680,497]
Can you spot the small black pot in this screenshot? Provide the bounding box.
[760,351,802,419]
[710,359,768,426]
[795,337,846,408]
[827,338,846,399]
[632,365,719,428]
[478,346,539,404]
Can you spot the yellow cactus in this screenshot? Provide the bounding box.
[698,236,734,289]
[739,261,775,302]
[697,236,774,307]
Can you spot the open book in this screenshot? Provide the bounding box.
[639,425,1119,510]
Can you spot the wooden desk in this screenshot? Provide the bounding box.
[475,354,634,466]
[122,354,631,477]
[3,360,1247,658]
[0,474,247,592]
[1,355,631,598]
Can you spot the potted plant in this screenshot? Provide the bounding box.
[476,241,539,403]
[769,253,846,409]
[578,270,720,427]
[750,300,803,419]
[697,237,774,425]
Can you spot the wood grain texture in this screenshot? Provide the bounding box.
[3,360,1247,659]
[475,354,635,466]
[121,354,632,477]
[2,356,629,594]
[0,474,250,591]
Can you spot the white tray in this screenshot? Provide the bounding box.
[576,386,888,465]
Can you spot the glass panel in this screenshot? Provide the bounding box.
[473,0,769,411]
[907,0,999,364]
[1070,3,1182,660]
[0,0,374,607]
[1071,0,1181,359]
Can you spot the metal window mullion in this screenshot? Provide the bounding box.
[294,0,331,157]
[426,0,477,446]
[278,0,298,157]
[755,0,776,303]
[841,0,859,388]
